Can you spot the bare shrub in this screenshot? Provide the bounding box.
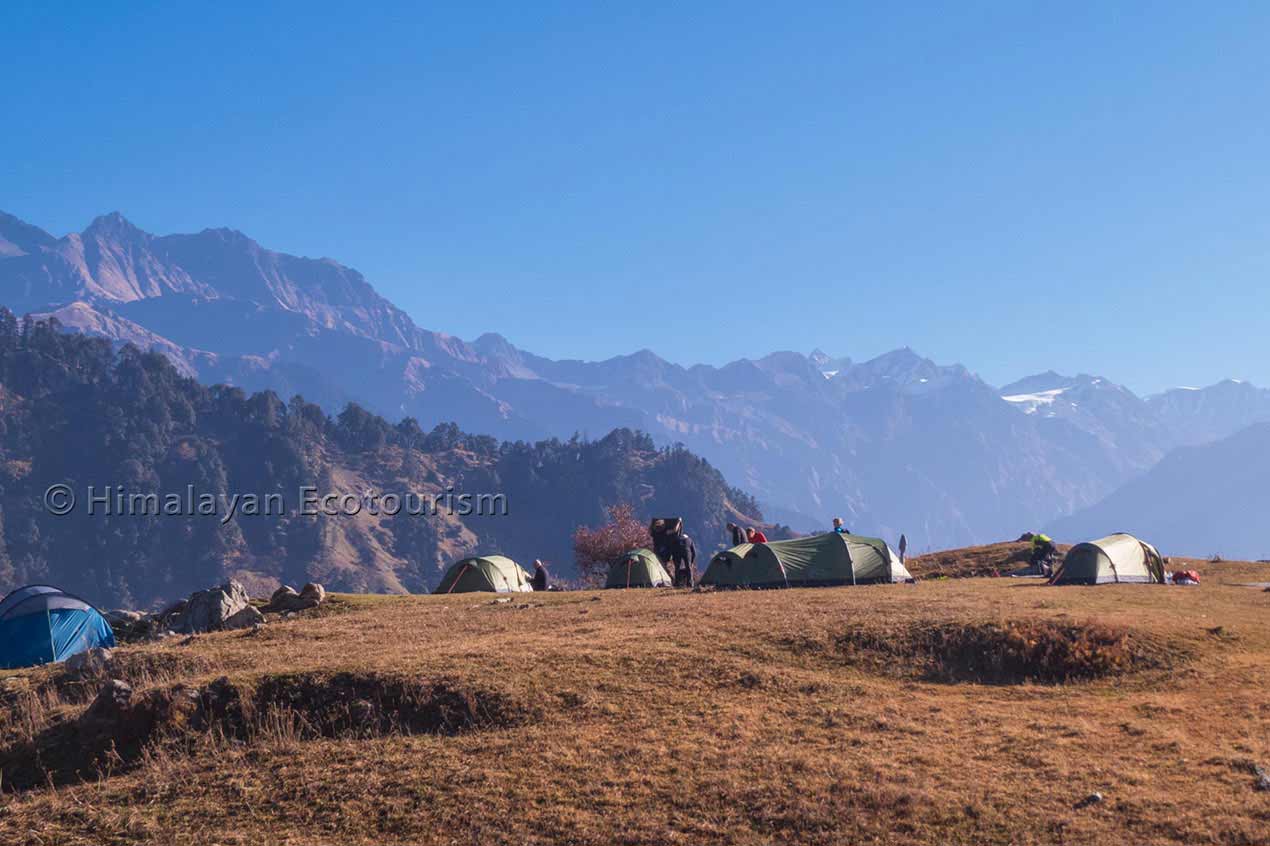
[572,503,653,582]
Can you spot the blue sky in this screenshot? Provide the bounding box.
[3,2,1269,393]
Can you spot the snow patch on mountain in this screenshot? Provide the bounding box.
[1001,388,1067,415]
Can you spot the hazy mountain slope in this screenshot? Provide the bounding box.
[1046,422,1270,560]
[0,212,57,258]
[1147,380,1270,447]
[0,209,1235,551]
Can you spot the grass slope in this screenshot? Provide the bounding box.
[1,558,1268,845]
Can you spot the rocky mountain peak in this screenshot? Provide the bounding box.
[0,211,56,257]
[84,211,148,241]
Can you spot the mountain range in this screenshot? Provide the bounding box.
[0,319,766,606]
[3,210,1269,555]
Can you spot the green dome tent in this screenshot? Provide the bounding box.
[436,555,533,593]
[1051,533,1165,585]
[700,543,764,587]
[700,533,910,588]
[605,549,673,589]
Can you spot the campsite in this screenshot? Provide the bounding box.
[0,541,1267,845]
[6,4,1270,844]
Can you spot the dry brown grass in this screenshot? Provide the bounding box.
[1,559,1268,845]
[907,540,1069,578]
[833,618,1184,684]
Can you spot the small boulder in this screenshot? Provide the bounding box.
[224,604,265,630]
[63,647,114,678]
[1073,792,1104,809]
[167,581,251,633]
[268,582,326,612]
[299,582,326,607]
[82,679,134,724]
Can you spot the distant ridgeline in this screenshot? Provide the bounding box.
[0,312,767,607]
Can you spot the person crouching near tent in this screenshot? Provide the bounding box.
[1029,533,1057,576]
[726,522,746,547]
[746,526,768,544]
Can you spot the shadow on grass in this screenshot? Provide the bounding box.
[0,671,532,794]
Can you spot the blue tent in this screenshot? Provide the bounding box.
[0,585,116,669]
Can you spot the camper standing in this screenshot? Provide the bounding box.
[670,530,697,588]
[651,519,672,563]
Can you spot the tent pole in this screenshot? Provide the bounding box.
[446,563,470,594]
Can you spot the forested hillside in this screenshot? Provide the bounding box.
[3,210,1218,551]
[0,312,766,607]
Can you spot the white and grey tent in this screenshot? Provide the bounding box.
[1051,533,1166,585]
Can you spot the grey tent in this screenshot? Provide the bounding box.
[436,555,533,593]
[700,533,911,588]
[605,549,673,588]
[1051,533,1166,585]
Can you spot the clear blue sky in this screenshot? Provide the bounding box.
[3,2,1269,393]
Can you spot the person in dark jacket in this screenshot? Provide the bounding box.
[651,519,673,563]
[669,531,697,588]
[726,522,746,547]
[530,559,548,591]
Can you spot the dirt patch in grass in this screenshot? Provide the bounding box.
[834,619,1185,684]
[252,671,530,739]
[0,671,531,793]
